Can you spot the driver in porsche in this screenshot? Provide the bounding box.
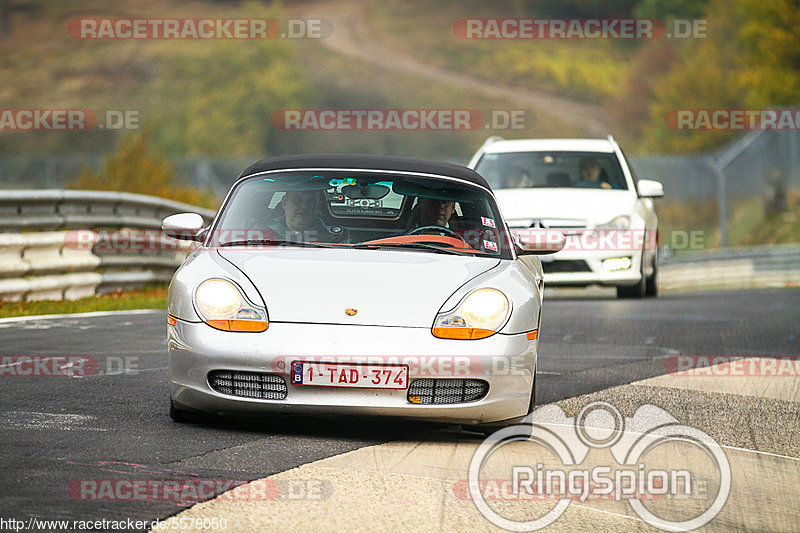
[410,197,501,254]
[407,197,456,233]
[418,198,455,228]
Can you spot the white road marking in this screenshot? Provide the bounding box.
[0,309,162,325]
[0,411,108,431]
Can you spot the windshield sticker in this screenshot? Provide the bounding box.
[483,240,498,252]
[481,217,496,228]
[328,177,357,187]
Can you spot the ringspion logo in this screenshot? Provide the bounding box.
[468,402,730,530]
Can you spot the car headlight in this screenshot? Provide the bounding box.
[432,288,510,340]
[596,215,631,230]
[602,257,632,271]
[194,279,268,332]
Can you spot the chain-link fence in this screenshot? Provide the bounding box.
[628,130,800,201]
[630,130,800,247]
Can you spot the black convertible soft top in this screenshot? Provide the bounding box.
[238,154,490,189]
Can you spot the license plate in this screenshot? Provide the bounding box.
[291,362,408,389]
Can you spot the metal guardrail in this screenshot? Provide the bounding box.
[660,244,800,290]
[0,190,215,301]
[0,189,796,300]
[0,190,215,231]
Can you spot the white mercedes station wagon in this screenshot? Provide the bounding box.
[469,137,664,298]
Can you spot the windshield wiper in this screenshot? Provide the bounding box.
[219,239,334,248]
[219,239,494,256]
[351,242,475,256]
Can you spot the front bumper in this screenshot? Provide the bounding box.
[541,248,642,287]
[168,320,536,425]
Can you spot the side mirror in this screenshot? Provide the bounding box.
[515,228,565,255]
[162,213,206,241]
[638,179,664,198]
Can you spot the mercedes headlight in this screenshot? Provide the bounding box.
[596,215,631,230]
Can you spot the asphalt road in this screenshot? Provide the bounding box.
[0,288,797,531]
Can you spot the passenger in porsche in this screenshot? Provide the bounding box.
[272,190,341,242]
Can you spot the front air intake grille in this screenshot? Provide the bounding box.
[208,370,287,400]
[542,260,592,273]
[407,379,489,405]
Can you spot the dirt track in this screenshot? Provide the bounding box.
[292,0,611,137]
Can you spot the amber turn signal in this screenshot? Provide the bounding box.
[205,319,269,332]
[432,327,496,340]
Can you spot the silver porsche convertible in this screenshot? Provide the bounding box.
[162,155,564,432]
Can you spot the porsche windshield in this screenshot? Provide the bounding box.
[210,172,512,258]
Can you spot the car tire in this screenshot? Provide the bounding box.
[170,398,218,424]
[462,420,534,439]
[616,251,646,299]
[169,398,188,423]
[645,253,658,297]
[526,367,537,415]
[462,371,536,438]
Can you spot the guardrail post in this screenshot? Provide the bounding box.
[708,130,765,249]
[710,160,728,249]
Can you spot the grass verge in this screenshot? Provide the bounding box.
[0,285,168,319]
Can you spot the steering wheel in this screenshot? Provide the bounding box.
[406,225,462,239]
